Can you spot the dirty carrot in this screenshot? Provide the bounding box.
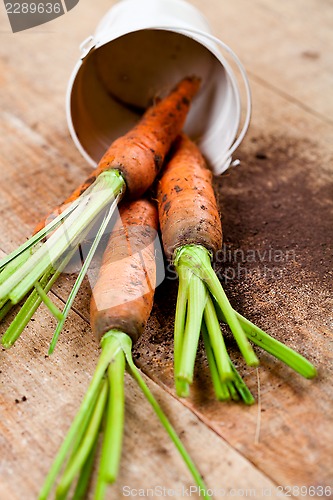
[0,76,200,350]
[157,134,316,400]
[39,199,210,500]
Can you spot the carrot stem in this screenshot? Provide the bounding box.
[201,323,231,401]
[174,243,315,379]
[72,435,99,500]
[236,312,317,379]
[2,269,53,348]
[56,380,108,497]
[98,345,125,486]
[229,363,255,405]
[118,332,211,499]
[0,298,8,310]
[38,333,121,500]
[202,320,254,404]
[40,381,102,500]
[228,379,241,401]
[211,299,316,378]
[2,244,78,349]
[41,330,211,499]
[204,295,234,382]
[0,247,31,285]
[0,170,125,305]
[173,248,257,399]
[33,280,64,321]
[0,301,13,322]
[174,265,191,397]
[0,196,81,273]
[49,196,120,354]
[176,245,259,367]
[177,271,207,386]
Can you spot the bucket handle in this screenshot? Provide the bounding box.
[156,26,252,175]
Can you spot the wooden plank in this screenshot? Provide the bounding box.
[190,0,333,122]
[134,80,333,491]
[0,2,282,496]
[0,0,332,498]
[0,300,279,499]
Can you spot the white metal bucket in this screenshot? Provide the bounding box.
[66,0,251,175]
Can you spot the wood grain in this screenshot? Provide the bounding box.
[134,80,333,491]
[0,298,278,500]
[0,0,332,499]
[190,0,333,123]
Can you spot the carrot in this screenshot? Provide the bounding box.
[39,199,210,500]
[33,76,200,234]
[157,134,316,400]
[0,77,200,352]
[90,199,158,343]
[158,133,222,261]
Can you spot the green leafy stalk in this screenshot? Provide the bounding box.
[38,334,122,500]
[0,196,82,273]
[176,271,207,386]
[172,243,316,401]
[56,381,108,498]
[203,297,255,403]
[98,346,125,485]
[229,362,255,405]
[0,298,8,310]
[175,245,259,366]
[48,196,120,354]
[34,281,64,321]
[204,295,234,382]
[0,170,125,305]
[236,312,316,378]
[201,320,254,404]
[72,437,99,500]
[0,247,32,285]
[174,265,191,397]
[201,323,231,401]
[173,245,257,400]
[212,300,316,378]
[220,291,316,376]
[40,330,211,499]
[2,243,79,349]
[2,270,53,348]
[0,301,13,322]
[119,332,211,498]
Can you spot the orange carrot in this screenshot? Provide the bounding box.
[90,198,158,343]
[157,134,222,261]
[40,199,210,499]
[34,76,200,234]
[156,134,316,401]
[0,76,200,351]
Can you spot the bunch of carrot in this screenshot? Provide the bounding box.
[0,76,200,353]
[0,76,316,498]
[39,198,209,499]
[157,134,316,402]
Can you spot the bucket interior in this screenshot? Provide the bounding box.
[69,29,239,170]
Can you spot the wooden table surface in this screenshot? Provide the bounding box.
[0,1,332,499]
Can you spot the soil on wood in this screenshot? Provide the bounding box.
[133,133,333,488]
[134,133,333,374]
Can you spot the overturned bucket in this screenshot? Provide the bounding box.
[66,0,251,175]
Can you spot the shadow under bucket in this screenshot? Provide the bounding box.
[67,0,251,175]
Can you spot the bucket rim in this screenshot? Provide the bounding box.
[66,25,251,175]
